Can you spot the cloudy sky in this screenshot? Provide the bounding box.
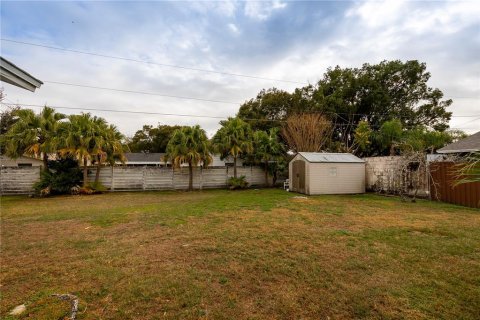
[1,0,479,137]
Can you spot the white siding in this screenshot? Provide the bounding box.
[307,163,365,195]
[0,155,43,167]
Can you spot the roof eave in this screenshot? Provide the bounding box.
[0,57,43,92]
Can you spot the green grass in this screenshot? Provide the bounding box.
[1,189,479,319]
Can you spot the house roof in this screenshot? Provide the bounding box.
[124,153,166,163]
[298,152,365,163]
[437,131,480,154]
[0,57,43,92]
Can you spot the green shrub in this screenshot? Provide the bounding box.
[228,175,249,190]
[90,181,107,192]
[34,157,82,195]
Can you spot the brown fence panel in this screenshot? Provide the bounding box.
[429,162,480,209]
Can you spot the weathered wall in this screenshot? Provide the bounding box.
[0,166,41,195]
[364,156,428,195]
[0,166,273,195]
[364,156,399,192]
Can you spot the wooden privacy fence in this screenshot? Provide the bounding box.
[88,166,271,191]
[0,166,41,195]
[429,162,480,209]
[0,166,272,195]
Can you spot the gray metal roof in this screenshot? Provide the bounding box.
[0,57,43,92]
[437,131,480,154]
[298,152,365,163]
[124,153,166,163]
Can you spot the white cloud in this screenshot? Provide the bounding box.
[189,1,238,17]
[244,1,287,20]
[1,0,479,136]
[228,23,240,34]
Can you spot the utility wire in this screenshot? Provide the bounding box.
[0,102,227,120]
[43,80,240,105]
[24,80,480,119]
[1,38,306,85]
[3,39,479,100]
[2,99,479,121]
[0,102,350,125]
[2,102,477,130]
[456,116,480,128]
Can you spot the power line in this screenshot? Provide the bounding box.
[0,102,227,120]
[1,38,306,85]
[20,80,480,119]
[2,99,479,122]
[0,102,345,126]
[43,80,241,105]
[2,102,477,130]
[3,38,479,100]
[455,116,480,128]
[4,38,480,102]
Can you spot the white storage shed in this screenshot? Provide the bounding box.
[289,152,365,195]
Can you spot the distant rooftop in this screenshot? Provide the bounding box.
[298,152,365,163]
[124,153,166,163]
[437,131,480,154]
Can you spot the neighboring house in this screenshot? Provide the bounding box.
[0,155,44,167]
[437,131,480,154]
[121,153,167,166]
[119,153,244,167]
[289,152,365,195]
[209,154,244,167]
[0,57,43,92]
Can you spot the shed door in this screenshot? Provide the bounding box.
[292,160,306,194]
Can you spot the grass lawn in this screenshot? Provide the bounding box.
[1,189,479,319]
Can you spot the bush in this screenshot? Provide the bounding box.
[228,175,249,190]
[90,181,107,192]
[34,157,82,195]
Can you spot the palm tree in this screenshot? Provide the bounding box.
[59,113,105,187]
[93,123,126,185]
[253,128,284,186]
[212,117,253,179]
[454,152,480,185]
[3,106,65,171]
[165,125,212,191]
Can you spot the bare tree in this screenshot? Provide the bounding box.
[281,113,332,152]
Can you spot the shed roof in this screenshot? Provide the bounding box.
[437,131,480,154]
[124,153,165,163]
[298,152,365,163]
[0,57,43,92]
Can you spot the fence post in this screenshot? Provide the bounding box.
[111,166,115,191]
[200,167,203,190]
[226,166,229,186]
[142,167,146,191]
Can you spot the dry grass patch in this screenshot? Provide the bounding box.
[1,190,479,319]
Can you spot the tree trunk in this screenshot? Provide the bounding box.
[95,156,101,185]
[83,157,88,188]
[188,162,193,191]
[264,160,269,187]
[233,156,237,179]
[42,153,49,172]
[389,144,395,156]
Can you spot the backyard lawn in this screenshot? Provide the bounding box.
[1,189,479,319]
